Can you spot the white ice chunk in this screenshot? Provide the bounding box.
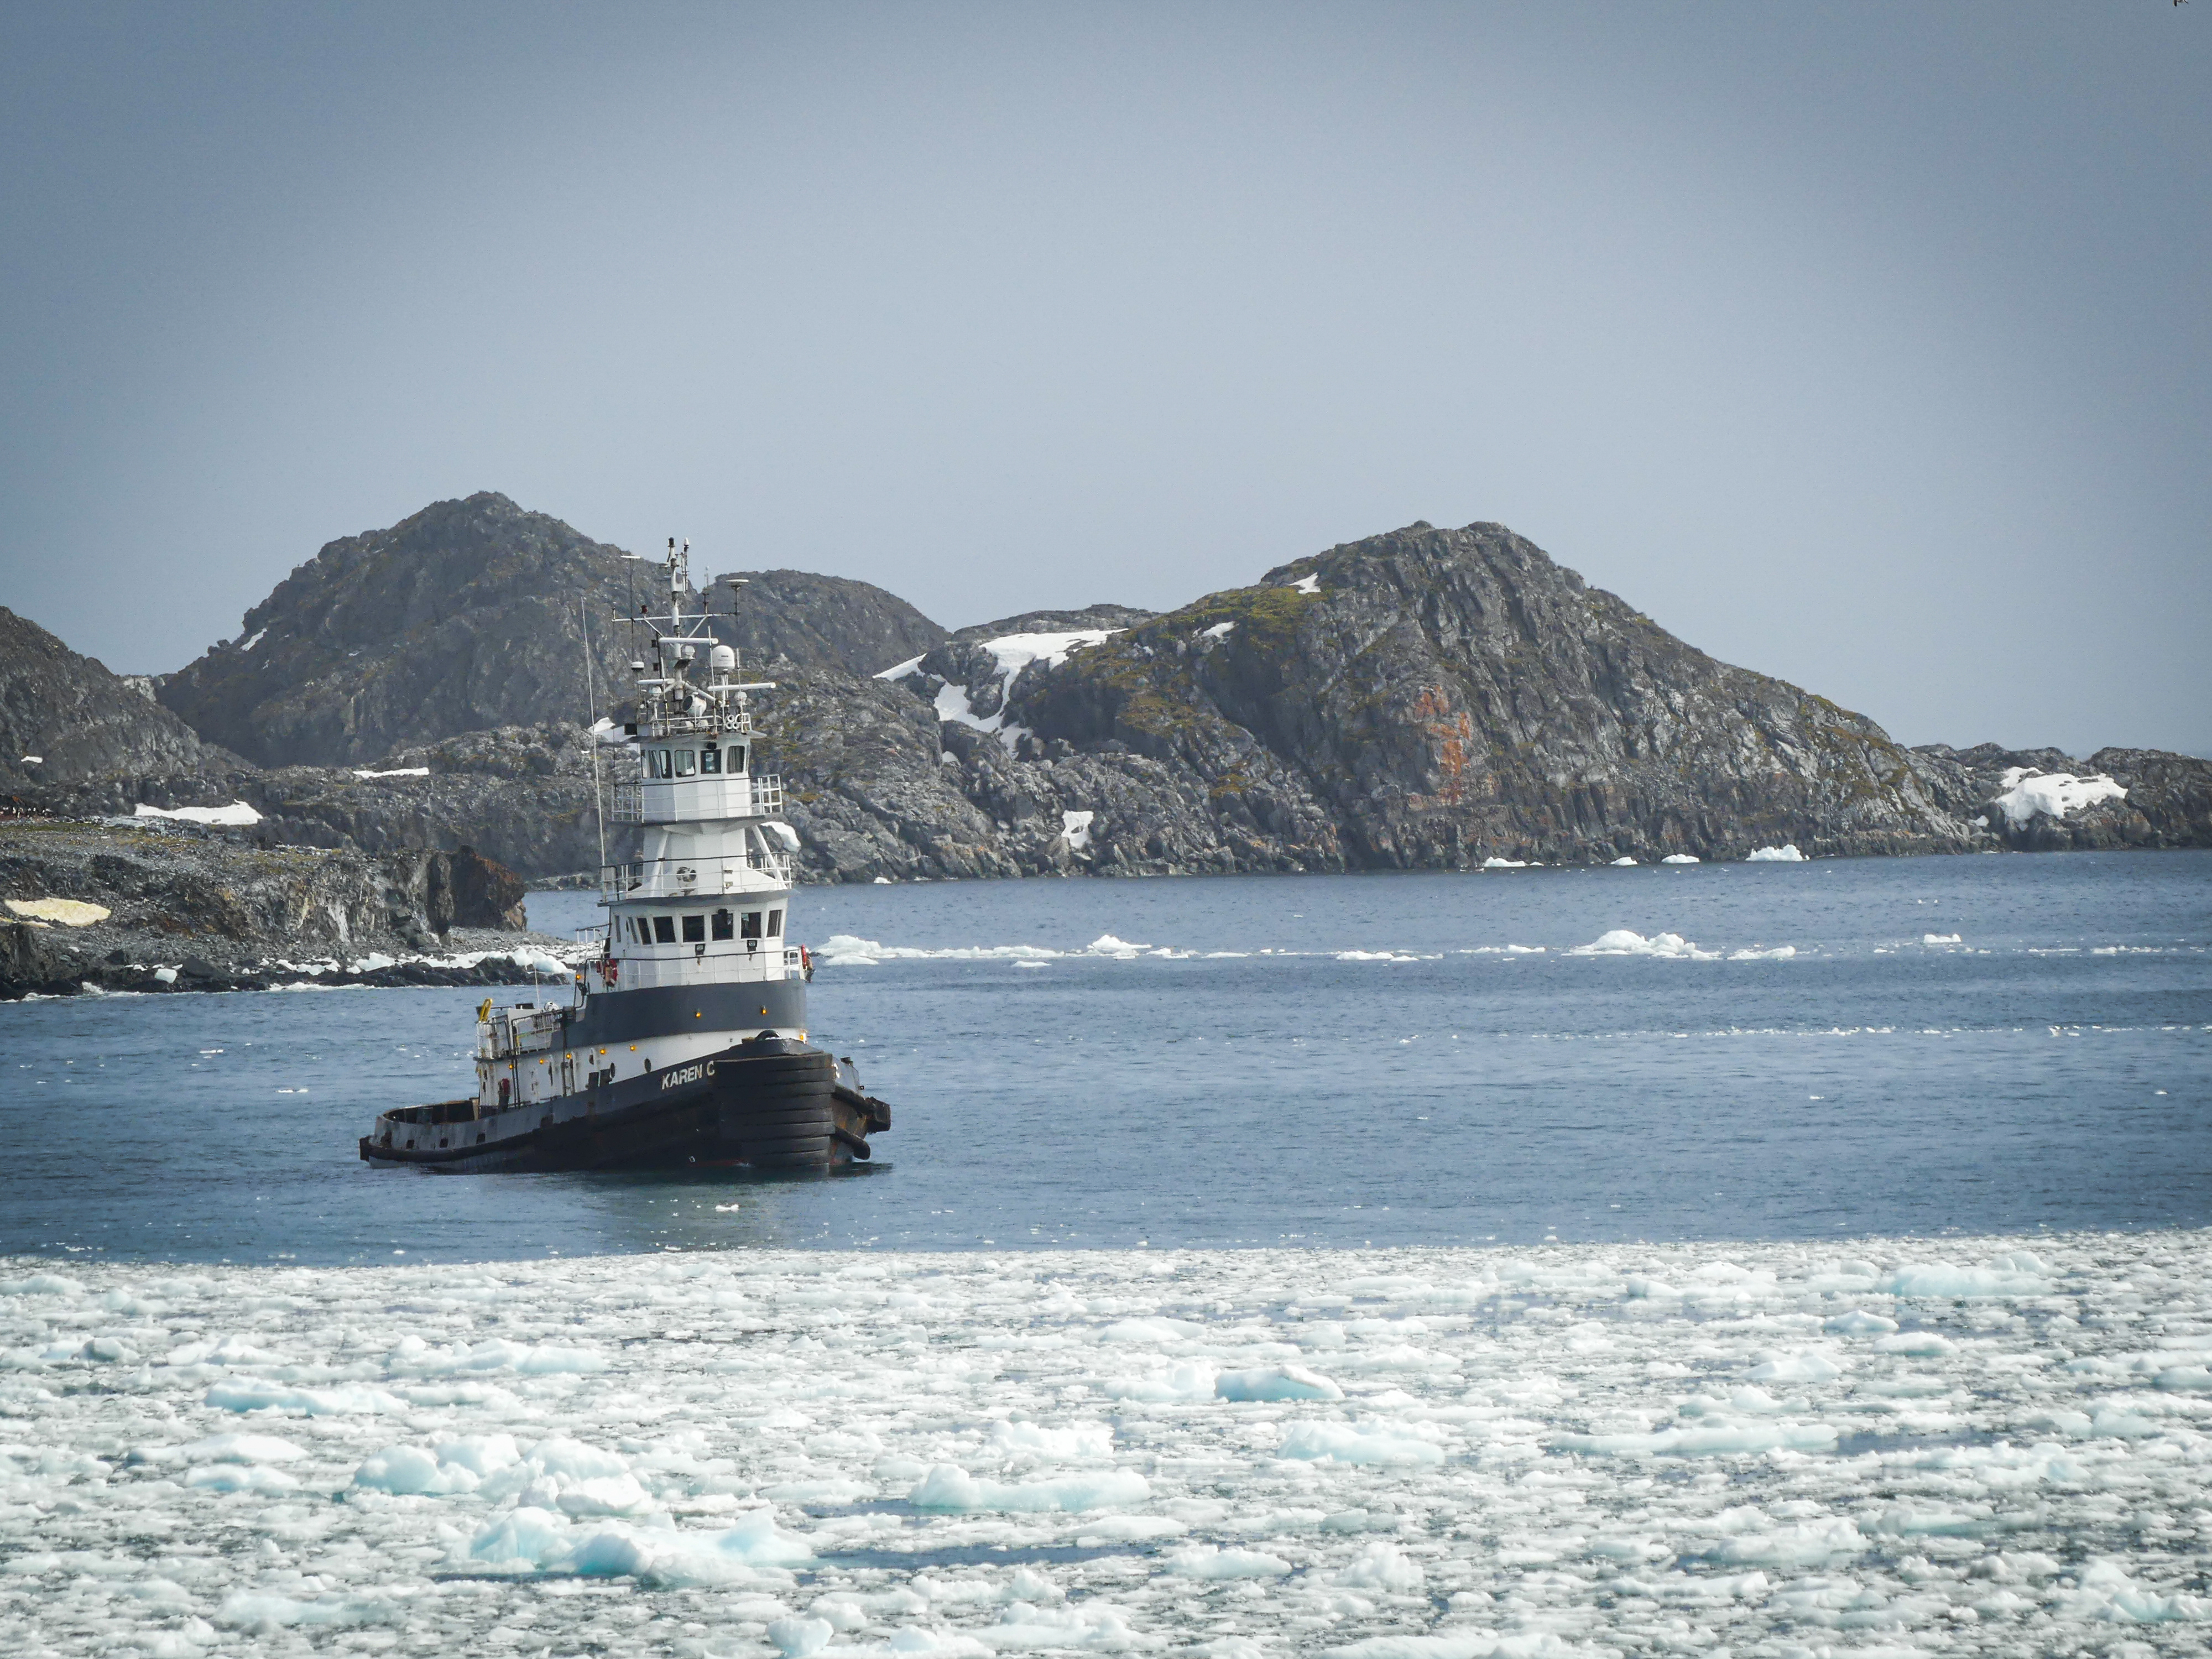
[908,1465,1150,1512]
[1661,853,1699,864]
[1570,930,1717,960]
[1276,1421,1445,1465]
[1479,857,1528,869]
[1746,844,1806,862]
[1167,1545,1291,1579]
[1215,1364,1344,1402]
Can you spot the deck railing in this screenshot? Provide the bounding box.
[599,848,796,896]
[607,774,783,824]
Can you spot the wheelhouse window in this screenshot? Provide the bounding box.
[741,911,763,940]
[727,743,748,774]
[766,908,784,938]
[681,914,706,943]
[650,749,674,779]
[653,916,676,944]
[674,749,697,777]
[700,746,722,774]
[711,909,734,941]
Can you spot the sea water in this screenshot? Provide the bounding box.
[2,850,2206,1262]
[6,852,2212,1656]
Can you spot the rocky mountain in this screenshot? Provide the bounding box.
[808,521,2210,878]
[698,569,948,676]
[950,603,1159,644]
[0,607,236,788]
[16,497,2206,893]
[156,493,944,766]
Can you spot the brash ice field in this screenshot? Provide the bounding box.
[4,1233,2211,1656]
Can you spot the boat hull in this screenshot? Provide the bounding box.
[358,1040,889,1173]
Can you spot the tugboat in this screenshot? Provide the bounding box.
[359,540,891,1172]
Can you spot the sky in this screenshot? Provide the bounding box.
[0,3,2205,757]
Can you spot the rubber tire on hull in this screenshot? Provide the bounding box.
[718,1049,835,1169]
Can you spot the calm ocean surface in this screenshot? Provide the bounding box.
[3,851,2207,1263]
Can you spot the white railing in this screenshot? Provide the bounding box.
[607,774,783,824]
[600,849,796,896]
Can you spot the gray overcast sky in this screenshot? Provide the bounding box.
[1,3,2205,757]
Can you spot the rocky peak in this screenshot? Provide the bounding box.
[1002,520,1981,865]
[950,603,1156,643]
[697,568,947,677]
[156,492,649,766]
[0,606,233,788]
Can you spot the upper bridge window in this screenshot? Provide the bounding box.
[674,750,697,777]
[767,908,784,938]
[741,911,763,940]
[649,749,674,779]
[700,747,722,774]
[653,916,676,945]
[728,744,748,774]
[681,914,706,943]
[711,909,734,941]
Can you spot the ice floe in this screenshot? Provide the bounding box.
[3,1233,2212,1653]
[1570,930,1718,960]
[1746,844,1806,862]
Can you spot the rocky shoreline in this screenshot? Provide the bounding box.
[0,818,577,1001]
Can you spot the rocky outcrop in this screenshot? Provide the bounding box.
[950,603,1158,644]
[698,569,948,676]
[0,819,542,997]
[865,522,1981,875]
[156,493,658,766]
[155,493,951,767]
[0,607,237,789]
[1912,743,2212,851]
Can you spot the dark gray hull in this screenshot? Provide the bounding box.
[359,1039,889,1173]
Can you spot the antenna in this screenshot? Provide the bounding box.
[580,597,607,876]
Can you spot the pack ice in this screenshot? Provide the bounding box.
[4,1232,2210,1656]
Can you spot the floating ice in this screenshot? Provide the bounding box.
[1570,929,1718,960]
[1661,853,1700,864]
[1992,766,2127,827]
[1277,1420,1447,1465]
[1746,844,1806,862]
[132,801,262,826]
[909,1465,1151,1512]
[1478,857,1528,869]
[1215,1364,1343,1402]
[1610,856,1638,867]
[7,1234,2211,1655]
